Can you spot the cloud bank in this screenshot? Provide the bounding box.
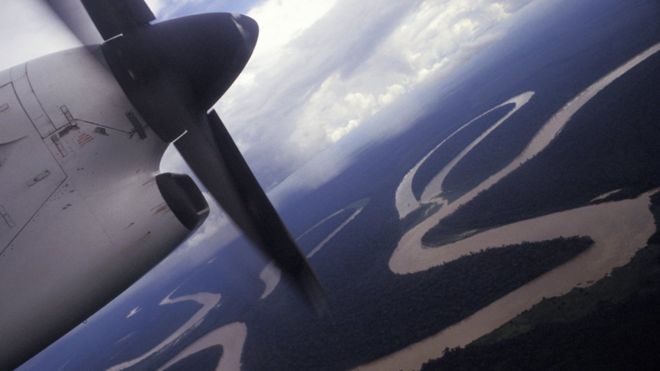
[198,0,537,189]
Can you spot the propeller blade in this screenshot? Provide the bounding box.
[80,0,155,40]
[43,0,103,45]
[43,0,155,45]
[174,111,326,312]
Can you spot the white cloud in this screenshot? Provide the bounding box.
[214,0,537,188]
[248,0,338,59]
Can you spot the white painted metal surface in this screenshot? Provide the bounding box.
[0,82,66,248]
[0,48,193,363]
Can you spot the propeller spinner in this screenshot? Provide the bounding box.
[44,0,325,311]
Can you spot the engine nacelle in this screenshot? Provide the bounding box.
[0,47,206,368]
[157,173,210,230]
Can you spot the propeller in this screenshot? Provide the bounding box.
[43,0,325,312]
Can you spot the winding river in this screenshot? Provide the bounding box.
[106,199,367,370]
[107,291,222,370]
[258,200,368,299]
[109,42,659,371]
[358,42,660,370]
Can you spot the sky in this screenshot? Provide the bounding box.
[0,0,545,273]
[155,0,539,190]
[0,0,540,189]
